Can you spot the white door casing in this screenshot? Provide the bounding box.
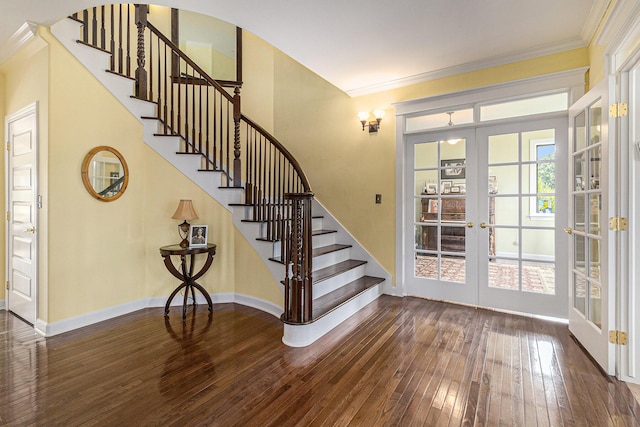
[5,102,38,325]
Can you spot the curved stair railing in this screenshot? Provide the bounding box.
[72,4,314,323]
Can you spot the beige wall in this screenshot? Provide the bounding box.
[239,36,588,284]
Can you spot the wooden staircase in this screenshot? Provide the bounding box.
[50,6,388,346]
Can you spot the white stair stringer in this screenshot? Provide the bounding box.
[50,16,389,347]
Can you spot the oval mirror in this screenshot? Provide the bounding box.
[81,146,129,202]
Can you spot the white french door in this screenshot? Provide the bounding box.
[405,117,567,318]
[477,118,568,317]
[405,129,478,305]
[567,82,615,375]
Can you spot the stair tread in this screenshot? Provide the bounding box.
[313,259,367,284]
[313,244,351,257]
[311,276,384,320]
[242,215,323,225]
[269,243,351,264]
[313,229,337,236]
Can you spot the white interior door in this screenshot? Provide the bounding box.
[5,103,38,325]
[477,118,568,318]
[567,81,615,375]
[405,129,478,305]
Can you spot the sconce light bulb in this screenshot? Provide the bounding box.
[358,112,369,121]
[373,109,385,120]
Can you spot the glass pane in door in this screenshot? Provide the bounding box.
[414,138,467,283]
[487,129,556,294]
[571,99,603,330]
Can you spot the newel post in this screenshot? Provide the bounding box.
[134,4,148,99]
[283,192,314,323]
[233,86,242,187]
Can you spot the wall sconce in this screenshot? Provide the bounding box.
[358,109,385,132]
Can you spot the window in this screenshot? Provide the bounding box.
[530,138,555,218]
[480,93,568,122]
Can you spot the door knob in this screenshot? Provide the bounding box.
[25,226,35,233]
[466,222,474,228]
[480,222,488,229]
[564,227,573,234]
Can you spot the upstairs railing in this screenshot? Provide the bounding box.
[72,4,315,323]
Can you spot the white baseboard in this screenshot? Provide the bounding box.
[37,293,283,337]
[0,299,5,310]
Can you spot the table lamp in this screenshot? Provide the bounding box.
[171,199,198,248]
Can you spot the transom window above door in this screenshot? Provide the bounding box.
[404,92,569,133]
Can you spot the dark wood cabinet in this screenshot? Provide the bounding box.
[420,196,495,254]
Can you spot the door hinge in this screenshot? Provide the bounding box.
[5,280,8,291]
[610,102,628,117]
[6,211,10,222]
[609,217,628,231]
[5,141,9,151]
[609,330,628,345]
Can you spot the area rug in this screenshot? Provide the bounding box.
[415,256,555,294]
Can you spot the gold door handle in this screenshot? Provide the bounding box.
[564,227,573,234]
[25,226,35,233]
[466,222,474,228]
[480,222,488,229]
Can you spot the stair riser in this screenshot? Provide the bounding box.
[313,249,351,271]
[313,265,367,299]
[312,232,336,248]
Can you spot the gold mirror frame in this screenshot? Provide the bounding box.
[81,146,129,202]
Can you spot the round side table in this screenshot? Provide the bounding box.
[159,243,216,320]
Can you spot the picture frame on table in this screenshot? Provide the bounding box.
[441,180,453,194]
[189,225,208,248]
[426,183,438,194]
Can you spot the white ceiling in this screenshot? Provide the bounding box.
[0,0,607,96]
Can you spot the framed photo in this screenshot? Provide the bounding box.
[457,183,466,193]
[427,199,439,214]
[426,183,438,194]
[441,180,452,194]
[189,225,208,247]
[450,185,461,193]
[441,159,466,179]
[489,176,498,194]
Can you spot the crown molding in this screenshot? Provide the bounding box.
[581,0,612,43]
[346,38,586,98]
[0,21,38,65]
[594,0,640,50]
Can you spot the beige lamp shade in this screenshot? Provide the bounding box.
[171,199,198,221]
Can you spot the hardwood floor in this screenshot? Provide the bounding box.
[1,296,639,426]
